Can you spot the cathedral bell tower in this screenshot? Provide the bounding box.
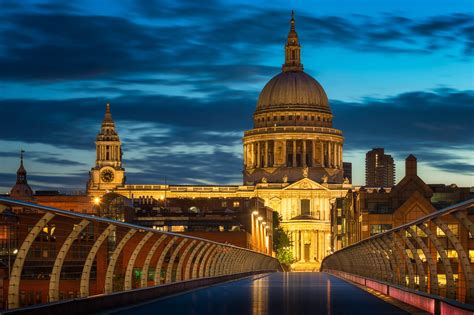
[88,104,125,192]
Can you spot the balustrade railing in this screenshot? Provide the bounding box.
[0,197,281,310]
[321,199,474,305]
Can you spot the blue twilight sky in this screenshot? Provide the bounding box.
[0,0,473,193]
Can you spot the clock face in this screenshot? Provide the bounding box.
[101,169,114,183]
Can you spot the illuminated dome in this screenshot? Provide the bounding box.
[256,71,330,114]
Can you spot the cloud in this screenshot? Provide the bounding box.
[0,5,471,84]
[1,87,472,193]
[333,88,474,176]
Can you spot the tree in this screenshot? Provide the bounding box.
[272,211,295,267]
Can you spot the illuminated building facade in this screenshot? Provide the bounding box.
[332,155,474,250]
[87,13,351,271]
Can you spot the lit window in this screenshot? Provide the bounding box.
[171,226,185,232]
[233,201,240,207]
[469,250,474,263]
[436,227,445,237]
[446,250,458,261]
[417,249,427,262]
[447,224,458,237]
[370,224,392,236]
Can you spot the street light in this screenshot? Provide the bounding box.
[93,196,101,205]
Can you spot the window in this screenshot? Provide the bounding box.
[301,199,310,216]
[221,201,227,207]
[311,116,314,121]
[469,250,474,263]
[233,201,240,207]
[370,224,392,236]
[447,224,458,237]
[296,115,300,120]
[273,116,277,121]
[304,116,308,120]
[281,116,285,120]
[289,116,293,120]
[436,227,445,237]
[318,116,321,121]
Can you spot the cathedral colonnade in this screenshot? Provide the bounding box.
[243,138,343,170]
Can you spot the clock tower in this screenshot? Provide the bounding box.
[87,103,125,192]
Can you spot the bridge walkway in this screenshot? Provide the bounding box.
[106,272,423,315]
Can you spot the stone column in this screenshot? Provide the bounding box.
[300,230,305,262]
[320,141,324,167]
[256,142,261,168]
[319,231,323,260]
[264,141,269,167]
[310,231,316,262]
[312,140,316,166]
[291,231,295,261]
[252,143,256,168]
[292,140,297,167]
[302,140,307,167]
[339,143,343,168]
[328,142,333,168]
[243,144,247,168]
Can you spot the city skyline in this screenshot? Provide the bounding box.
[1,0,473,192]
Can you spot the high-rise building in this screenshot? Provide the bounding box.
[365,148,395,187]
[343,162,352,184]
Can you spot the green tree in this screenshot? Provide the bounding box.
[272,211,295,267]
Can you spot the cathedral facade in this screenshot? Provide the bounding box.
[87,13,350,271]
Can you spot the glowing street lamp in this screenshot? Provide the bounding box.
[93,196,101,205]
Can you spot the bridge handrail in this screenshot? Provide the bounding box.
[0,197,281,310]
[321,198,474,305]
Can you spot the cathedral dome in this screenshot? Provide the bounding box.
[256,71,330,113]
[254,12,330,115]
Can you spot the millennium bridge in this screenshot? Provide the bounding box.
[0,197,473,314]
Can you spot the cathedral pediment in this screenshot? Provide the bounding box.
[283,178,329,191]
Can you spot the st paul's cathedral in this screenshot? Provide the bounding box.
[87,13,351,271]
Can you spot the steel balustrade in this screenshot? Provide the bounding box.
[0,197,282,310]
[321,199,474,304]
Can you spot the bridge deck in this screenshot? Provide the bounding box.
[106,272,410,314]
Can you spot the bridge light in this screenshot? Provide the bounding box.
[93,197,101,205]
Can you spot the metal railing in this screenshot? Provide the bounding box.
[321,199,474,304]
[0,197,281,310]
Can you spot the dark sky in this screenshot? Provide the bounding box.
[0,0,473,192]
